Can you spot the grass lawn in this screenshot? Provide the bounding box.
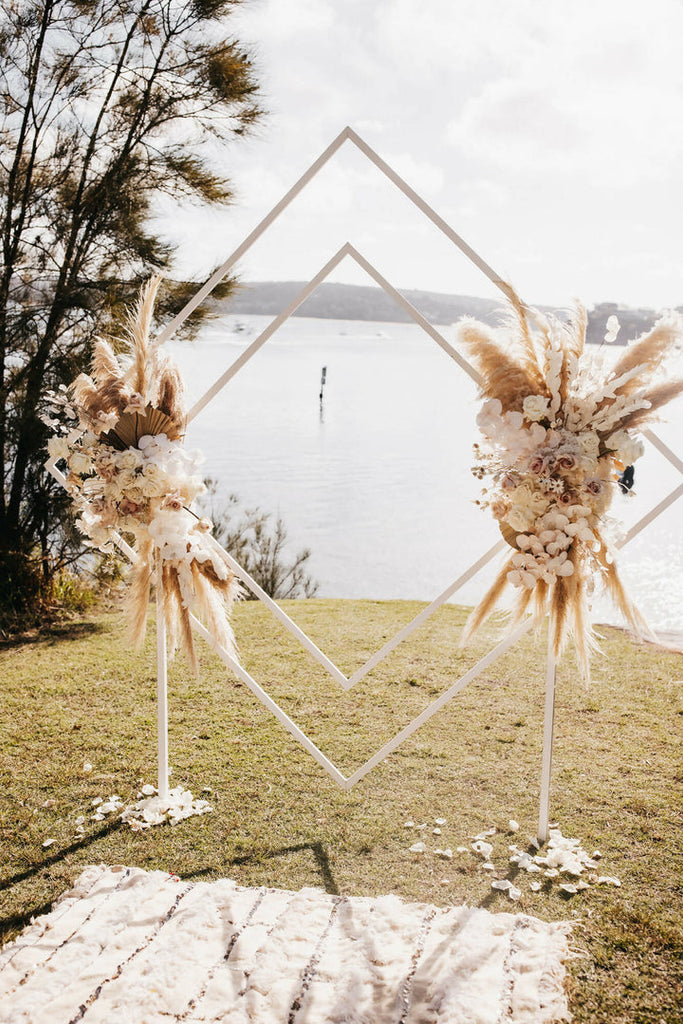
[1,598,682,1022]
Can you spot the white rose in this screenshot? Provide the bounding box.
[578,431,600,456]
[523,394,551,422]
[606,430,645,465]
[506,508,535,533]
[116,450,139,470]
[68,450,92,475]
[47,436,70,462]
[511,484,549,515]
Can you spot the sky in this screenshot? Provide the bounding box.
[159,0,683,310]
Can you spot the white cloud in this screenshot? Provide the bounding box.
[445,0,683,186]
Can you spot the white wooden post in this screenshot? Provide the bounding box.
[155,550,170,799]
[538,634,557,843]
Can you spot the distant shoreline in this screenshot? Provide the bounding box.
[208,280,673,345]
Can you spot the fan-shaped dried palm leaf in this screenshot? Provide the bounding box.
[102,406,182,450]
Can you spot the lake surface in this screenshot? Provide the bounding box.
[168,315,683,637]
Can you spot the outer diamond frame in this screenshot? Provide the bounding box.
[46,128,683,825]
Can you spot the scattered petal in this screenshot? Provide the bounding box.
[529,881,542,892]
[409,841,427,854]
[83,762,92,774]
[42,799,56,809]
[75,815,85,826]
[560,884,578,895]
[432,828,442,835]
[404,821,415,828]
[456,846,468,854]
[42,839,55,848]
[439,848,453,860]
[141,784,156,797]
[482,862,495,871]
[491,879,511,891]
[596,875,621,887]
[472,840,493,859]
[91,797,102,806]
[434,818,447,825]
[508,819,520,832]
[508,885,522,901]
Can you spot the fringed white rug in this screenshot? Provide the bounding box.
[0,865,573,1023]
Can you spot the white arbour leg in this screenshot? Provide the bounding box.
[155,550,170,800]
[538,637,557,844]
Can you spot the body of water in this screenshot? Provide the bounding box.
[167,315,683,637]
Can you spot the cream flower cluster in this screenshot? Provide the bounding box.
[474,368,645,593]
[48,429,206,549]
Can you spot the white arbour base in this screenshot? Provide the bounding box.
[47,127,683,841]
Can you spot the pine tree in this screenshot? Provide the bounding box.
[0,0,262,628]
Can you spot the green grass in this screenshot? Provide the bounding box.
[1,599,682,1022]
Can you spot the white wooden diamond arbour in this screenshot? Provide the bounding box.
[47,127,683,841]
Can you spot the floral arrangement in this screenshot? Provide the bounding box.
[459,296,683,677]
[46,276,239,672]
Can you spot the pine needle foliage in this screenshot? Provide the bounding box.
[0,0,263,629]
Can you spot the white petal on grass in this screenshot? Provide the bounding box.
[491,879,511,891]
[529,881,542,892]
[83,762,92,774]
[141,784,156,796]
[42,839,55,848]
[409,841,427,854]
[404,821,415,828]
[432,828,442,835]
[509,820,520,832]
[508,885,522,901]
[596,876,621,886]
[434,818,447,825]
[471,840,493,859]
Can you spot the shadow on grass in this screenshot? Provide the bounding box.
[187,842,339,896]
[0,618,106,650]
[0,818,124,894]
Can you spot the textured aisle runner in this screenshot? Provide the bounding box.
[0,865,572,1023]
